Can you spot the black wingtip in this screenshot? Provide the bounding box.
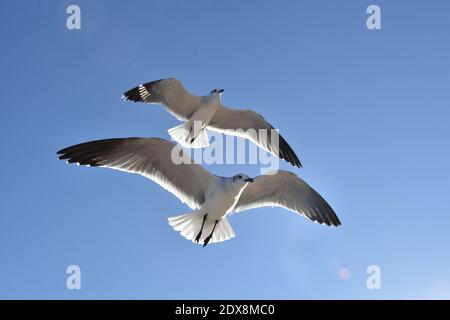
[323,206,341,228]
[56,138,131,167]
[278,134,302,168]
[122,86,144,103]
[334,216,342,227]
[294,159,303,168]
[122,79,166,103]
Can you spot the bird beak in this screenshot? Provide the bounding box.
[244,178,254,183]
[218,89,224,93]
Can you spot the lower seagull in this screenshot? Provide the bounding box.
[57,138,341,246]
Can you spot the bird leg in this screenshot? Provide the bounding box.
[195,214,208,243]
[189,123,194,143]
[189,122,206,144]
[203,219,219,247]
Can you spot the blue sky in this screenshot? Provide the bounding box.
[1,0,450,299]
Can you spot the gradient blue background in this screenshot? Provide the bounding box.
[1,0,449,299]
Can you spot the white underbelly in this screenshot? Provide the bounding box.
[189,100,218,125]
[202,196,235,220]
[201,183,248,220]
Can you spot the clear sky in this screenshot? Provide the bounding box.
[1,0,449,299]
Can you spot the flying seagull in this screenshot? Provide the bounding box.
[57,138,340,246]
[122,78,302,167]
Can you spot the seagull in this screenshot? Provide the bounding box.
[122,78,302,167]
[57,138,340,246]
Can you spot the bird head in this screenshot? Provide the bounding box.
[232,173,254,185]
[210,88,224,97]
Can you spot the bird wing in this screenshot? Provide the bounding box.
[233,170,340,226]
[208,106,301,167]
[122,78,202,121]
[57,138,218,210]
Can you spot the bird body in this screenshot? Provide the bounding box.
[57,138,340,246]
[193,93,221,124]
[201,176,251,220]
[168,176,252,245]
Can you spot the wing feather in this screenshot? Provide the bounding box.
[208,107,301,167]
[233,170,340,226]
[122,78,201,121]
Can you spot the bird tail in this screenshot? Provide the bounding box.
[168,122,209,149]
[168,212,235,245]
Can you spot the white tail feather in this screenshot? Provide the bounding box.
[168,122,209,149]
[168,212,235,245]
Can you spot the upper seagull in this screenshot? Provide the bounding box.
[122,78,302,167]
[57,138,340,247]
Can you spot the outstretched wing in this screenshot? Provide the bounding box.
[57,138,218,209]
[233,170,340,226]
[122,78,202,120]
[208,107,301,167]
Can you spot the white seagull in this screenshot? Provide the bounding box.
[57,138,340,246]
[122,78,302,167]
